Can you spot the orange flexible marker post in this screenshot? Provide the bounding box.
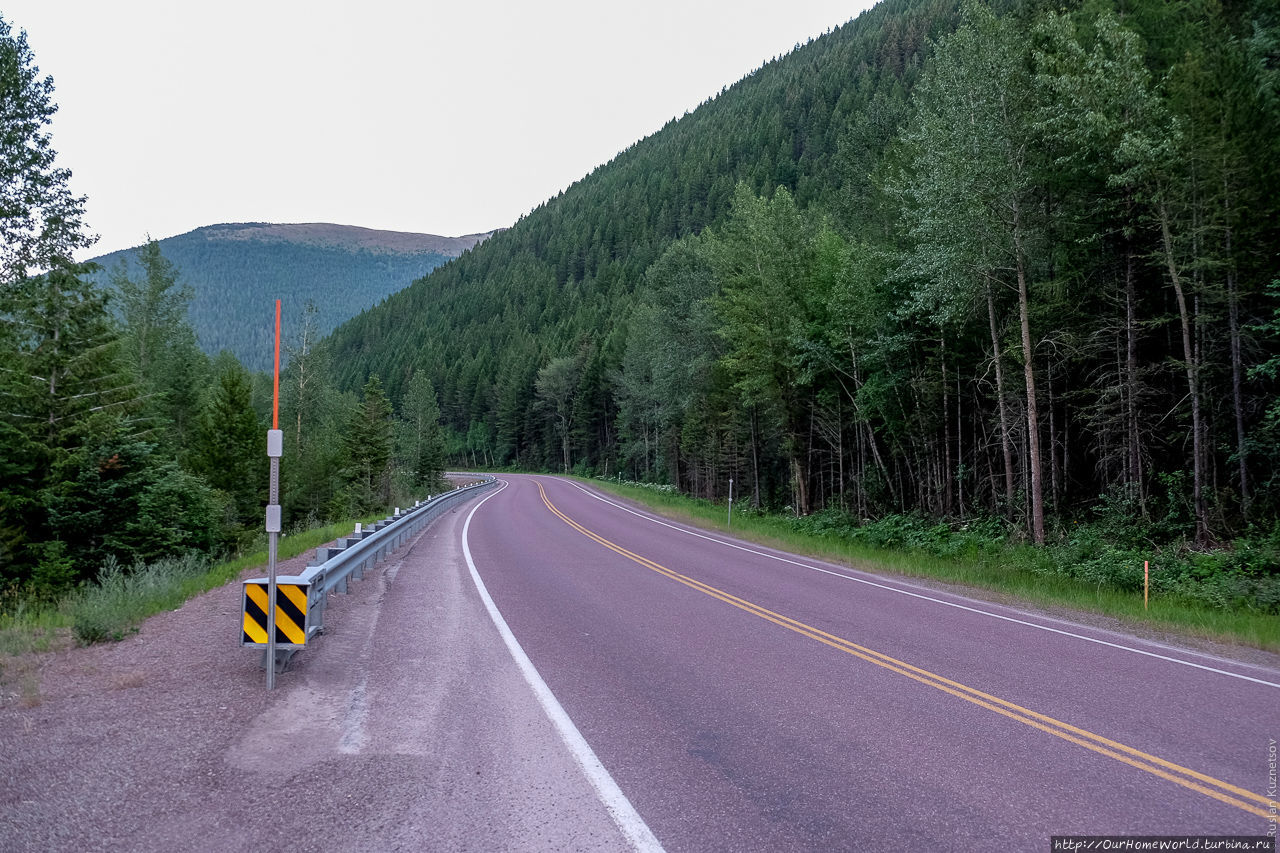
[266,299,283,689]
[273,299,281,430]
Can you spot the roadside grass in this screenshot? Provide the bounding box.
[0,516,379,661]
[576,477,1280,654]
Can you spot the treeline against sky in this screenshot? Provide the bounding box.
[90,228,453,372]
[2,240,448,595]
[328,0,1279,547]
[1,6,456,597]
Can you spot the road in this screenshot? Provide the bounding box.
[464,475,1279,850]
[2,473,1275,851]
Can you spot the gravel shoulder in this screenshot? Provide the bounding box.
[0,498,628,853]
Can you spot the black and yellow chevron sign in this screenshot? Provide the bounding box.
[241,581,309,648]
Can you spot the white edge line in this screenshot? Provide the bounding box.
[462,480,665,853]
[566,479,1280,690]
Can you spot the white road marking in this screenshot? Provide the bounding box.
[566,479,1280,690]
[462,480,665,853]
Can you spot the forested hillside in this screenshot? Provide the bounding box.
[91,223,491,371]
[5,0,1277,615]
[327,0,962,445]
[327,0,1279,552]
[1,10,454,598]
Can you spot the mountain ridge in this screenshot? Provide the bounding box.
[170,222,498,256]
[90,223,499,371]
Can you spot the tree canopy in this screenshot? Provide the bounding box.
[323,0,1278,549]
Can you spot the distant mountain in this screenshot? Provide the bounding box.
[90,223,496,371]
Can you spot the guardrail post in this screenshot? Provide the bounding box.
[310,545,346,594]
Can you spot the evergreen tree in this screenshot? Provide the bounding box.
[340,376,393,514]
[397,369,445,489]
[191,354,263,529]
[111,237,193,379]
[0,14,92,283]
[0,16,115,585]
[109,238,208,453]
[44,425,219,582]
[0,263,137,585]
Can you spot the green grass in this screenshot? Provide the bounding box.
[0,589,67,658]
[577,476,1280,654]
[0,515,382,656]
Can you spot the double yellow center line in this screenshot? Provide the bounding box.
[537,482,1271,819]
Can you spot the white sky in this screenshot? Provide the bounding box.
[5,0,879,258]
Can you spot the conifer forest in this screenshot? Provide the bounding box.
[3,0,1279,610]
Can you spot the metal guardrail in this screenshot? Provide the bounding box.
[242,475,497,670]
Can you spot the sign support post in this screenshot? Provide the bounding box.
[728,478,734,528]
[265,300,283,689]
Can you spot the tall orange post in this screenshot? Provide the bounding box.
[273,300,281,430]
[265,300,283,689]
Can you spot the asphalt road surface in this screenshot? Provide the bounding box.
[3,473,1276,851]
[463,475,1279,850]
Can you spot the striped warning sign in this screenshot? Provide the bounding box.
[241,581,309,647]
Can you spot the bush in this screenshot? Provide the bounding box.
[69,552,209,645]
[789,506,1280,614]
[28,541,77,600]
[790,511,1010,560]
[594,475,680,495]
[125,467,222,560]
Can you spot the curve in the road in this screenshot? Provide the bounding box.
[537,481,1271,821]
[463,480,665,852]
[566,481,1280,691]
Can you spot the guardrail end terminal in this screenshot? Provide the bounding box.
[243,477,497,668]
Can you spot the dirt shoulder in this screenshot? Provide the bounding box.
[0,546,317,849]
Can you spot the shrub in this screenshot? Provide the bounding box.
[69,552,209,645]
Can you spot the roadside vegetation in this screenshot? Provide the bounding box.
[585,477,1280,653]
[0,21,450,625]
[5,1,1277,670]
[0,516,376,661]
[325,0,1279,641]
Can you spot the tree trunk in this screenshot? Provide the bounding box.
[986,282,1016,514]
[837,396,846,511]
[1159,201,1208,545]
[1225,228,1249,518]
[750,407,761,509]
[1047,366,1058,516]
[1124,249,1145,514]
[561,419,571,474]
[1013,222,1045,545]
[790,453,809,516]
[956,373,965,519]
[941,333,953,516]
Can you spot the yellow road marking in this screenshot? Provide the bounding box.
[536,482,1271,819]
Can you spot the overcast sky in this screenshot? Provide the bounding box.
[6,1,879,258]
